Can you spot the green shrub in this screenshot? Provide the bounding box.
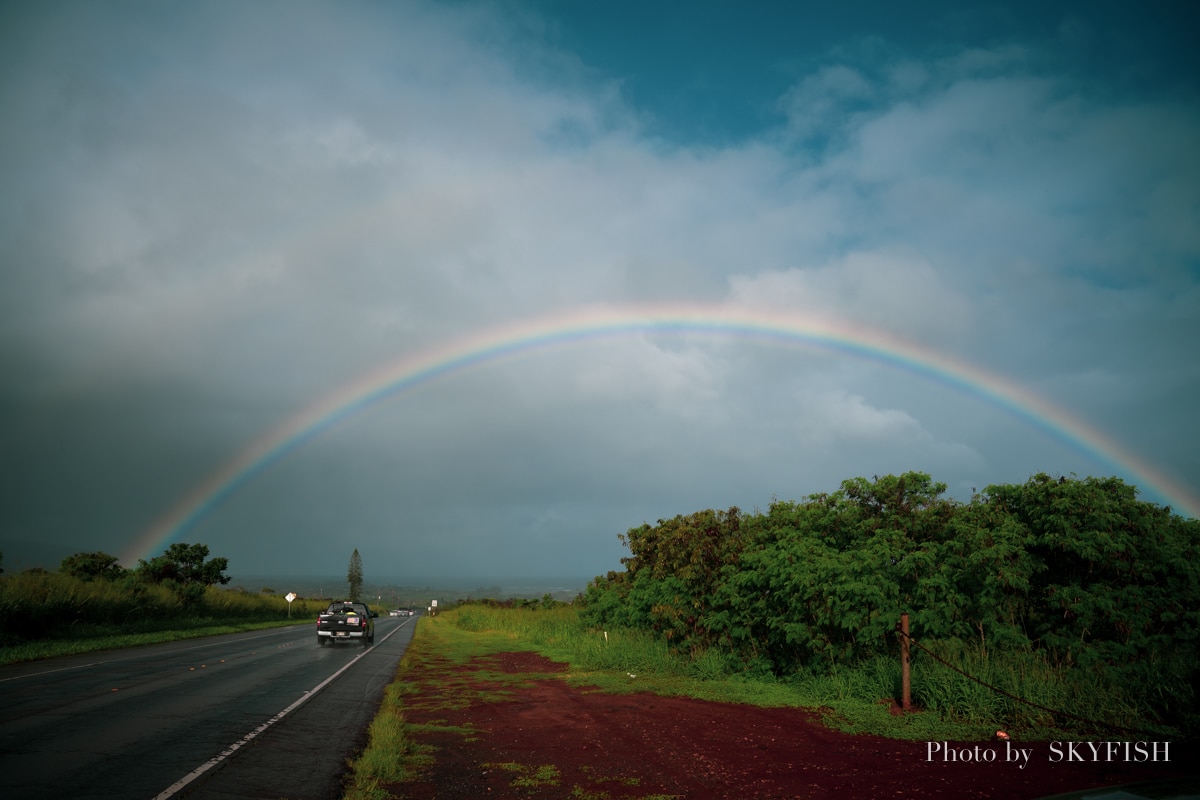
[582,472,1200,730]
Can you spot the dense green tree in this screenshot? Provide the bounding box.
[61,551,126,581]
[583,470,1200,721]
[137,542,230,587]
[983,474,1200,671]
[600,506,754,655]
[347,548,363,601]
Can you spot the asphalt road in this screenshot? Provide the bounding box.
[0,615,417,800]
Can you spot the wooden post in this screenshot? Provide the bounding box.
[900,612,912,711]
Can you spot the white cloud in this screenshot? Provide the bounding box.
[776,64,878,148]
[728,250,974,341]
[2,2,1197,575]
[793,388,925,444]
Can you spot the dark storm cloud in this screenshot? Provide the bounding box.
[1,1,1196,577]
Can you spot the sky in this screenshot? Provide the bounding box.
[1,0,1197,582]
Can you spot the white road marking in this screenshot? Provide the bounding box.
[0,661,112,683]
[152,618,413,800]
[0,628,303,684]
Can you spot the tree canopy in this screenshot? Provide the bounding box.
[61,551,126,581]
[137,542,230,587]
[583,472,1200,721]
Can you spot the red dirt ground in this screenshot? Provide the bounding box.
[389,651,1196,800]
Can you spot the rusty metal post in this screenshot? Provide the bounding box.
[900,612,912,711]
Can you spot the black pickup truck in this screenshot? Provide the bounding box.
[316,601,376,646]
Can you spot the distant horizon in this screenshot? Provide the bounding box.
[0,538,607,588]
[227,572,597,585]
[0,540,595,601]
[226,572,595,598]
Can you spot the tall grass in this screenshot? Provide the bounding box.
[344,678,432,800]
[440,602,1183,739]
[902,639,1175,735]
[0,571,334,661]
[452,604,697,678]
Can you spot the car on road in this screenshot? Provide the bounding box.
[316,601,376,646]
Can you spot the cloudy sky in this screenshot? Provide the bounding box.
[2,1,1197,581]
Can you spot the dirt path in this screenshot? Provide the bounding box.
[386,651,1195,799]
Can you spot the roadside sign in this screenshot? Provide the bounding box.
[286,592,296,617]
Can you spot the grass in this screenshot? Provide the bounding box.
[343,608,575,799]
[340,603,1188,799]
[0,570,384,665]
[449,603,1182,737]
[433,606,990,735]
[333,607,975,798]
[484,762,561,789]
[342,678,435,800]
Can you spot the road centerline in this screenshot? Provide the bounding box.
[151,617,413,800]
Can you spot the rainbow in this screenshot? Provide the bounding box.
[119,303,1199,564]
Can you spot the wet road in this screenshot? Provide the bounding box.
[0,616,416,800]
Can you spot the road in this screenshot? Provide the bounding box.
[0,615,416,800]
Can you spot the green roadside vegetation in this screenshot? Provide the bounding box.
[0,568,338,665]
[345,472,1199,799]
[583,472,1199,737]
[345,600,1161,800]
[0,542,382,665]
